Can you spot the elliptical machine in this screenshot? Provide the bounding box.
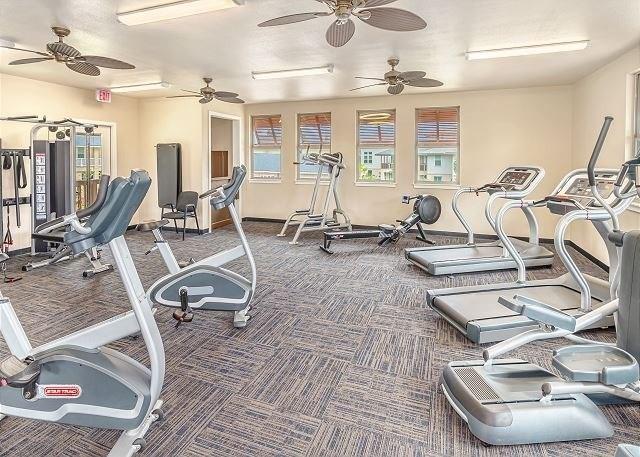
[0,170,165,456]
[142,165,256,328]
[320,194,441,254]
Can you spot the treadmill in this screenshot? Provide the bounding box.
[405,166,554,275]
[428,117,635,344]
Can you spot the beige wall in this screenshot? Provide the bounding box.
[571,46,640,263]
[0,73,140,250]
[243,86,574,239]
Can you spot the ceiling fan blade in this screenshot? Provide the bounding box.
[398,71,426,81]
[8,57,53,65]
[350,82,387,91]
[355,76,386,81]
[362,0,399,6]
[358,7,427,31]
[405,78,444,88]
[47,42,81,58]
[78,55,135,70]
[0,45,50,57]
[388,83,404,95]
[66,61,100,76]
[215,96,245,104]
[212,91,238,98]
[326,19,356,47]
[166,95,201,98]
[258,12,329,27]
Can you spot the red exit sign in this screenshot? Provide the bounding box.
[96,88,112,103]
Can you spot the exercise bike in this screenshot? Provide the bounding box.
[320,194,441,254]
[140,165,256,328]
[0,170,165,456]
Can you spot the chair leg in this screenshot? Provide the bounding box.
[194,213,200,235]
[182,214,187,241]
[174,219,179,234]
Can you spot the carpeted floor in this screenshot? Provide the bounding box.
[0,221,637,456]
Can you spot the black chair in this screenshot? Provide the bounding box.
[161,191,200,240]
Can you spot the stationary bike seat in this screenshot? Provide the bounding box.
[136,220,170,232]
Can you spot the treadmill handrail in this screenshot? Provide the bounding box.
[497,295,578,332]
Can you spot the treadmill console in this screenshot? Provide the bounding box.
[489,168,539,193]
[552,171,618,212]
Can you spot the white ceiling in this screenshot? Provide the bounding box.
[0,0,639,104]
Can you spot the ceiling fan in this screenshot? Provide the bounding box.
[258,0,427,48]
[0,27,135,76]
[351,58,443,95]
[166,78,245,104]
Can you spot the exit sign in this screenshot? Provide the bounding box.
[96,89,112,103]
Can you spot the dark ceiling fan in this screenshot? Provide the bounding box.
[351,57,443,95]
[258,0,427,48]
[0,27,135,76]
[167,77,245,104]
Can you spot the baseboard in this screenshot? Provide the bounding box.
[5,247,30,257]
[566,240,609,273]
[243,217,609,271]
[126,224,210,235]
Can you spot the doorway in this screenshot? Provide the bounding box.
[208,113,242,230]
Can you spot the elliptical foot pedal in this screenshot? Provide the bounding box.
[0,356,39,388]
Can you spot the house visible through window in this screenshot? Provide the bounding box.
[251,115,282,180]
[416,107,460,185]
[357,110,396,183]
[297,112,331,180]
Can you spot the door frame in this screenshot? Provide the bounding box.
[206,111,243,226]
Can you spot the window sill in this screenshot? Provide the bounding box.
[295,180,330,185]
[249,179,282,184]
[354,181,397,188]
[413,183,461,190]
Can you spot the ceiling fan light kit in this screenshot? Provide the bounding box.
[252,65,335,80]
[111,82,172,92]
[466,40,591,60]
[117,0,245,26]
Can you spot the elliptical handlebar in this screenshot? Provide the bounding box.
[588,116,614,187]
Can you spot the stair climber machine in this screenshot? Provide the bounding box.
[427,117,636,344]
[278,150,351,244]
[439,117,640,445]
[0,170,165,456]
[141,165,256,329]
[405,165,554,275]
[320,194,441,254]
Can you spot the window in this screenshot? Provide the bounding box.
[297,112,331,180]
[635,73,640,155]
[357,110,396,183]
[251,115,282,180]
[416,107,460,185]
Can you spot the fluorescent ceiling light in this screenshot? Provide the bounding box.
[110,82,172,93]
[117,0,244,26]
[466,40,590,60]
[252,65,334,80]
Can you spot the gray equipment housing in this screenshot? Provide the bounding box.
[440,228,640,445]
[405,166,554,275]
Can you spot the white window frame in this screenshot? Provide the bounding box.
[415,106,461,188]
[356,109,397,185]
[250,114,282,181]
[296,112,331,182]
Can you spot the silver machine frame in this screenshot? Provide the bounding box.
[405,166,553,275]
[144,187,257,328]
[0,173,165,456]
[439,117,640,446]
[278,151,351,244]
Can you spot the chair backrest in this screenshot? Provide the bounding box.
[616,229,640,359]
[176,191,199,212]
[64,169,152,253]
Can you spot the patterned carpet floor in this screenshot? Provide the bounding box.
[0,221,637,456]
